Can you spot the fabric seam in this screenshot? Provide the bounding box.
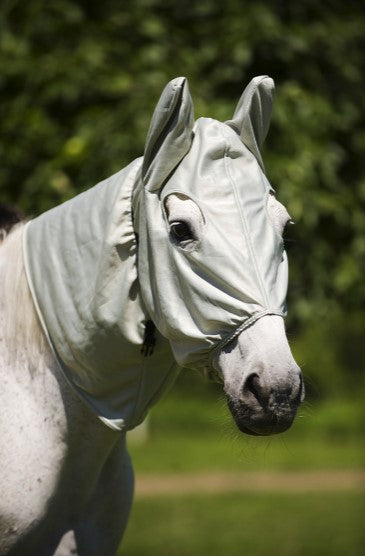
[223,147,270,309]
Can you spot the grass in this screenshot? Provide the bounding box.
[120,491,365,555]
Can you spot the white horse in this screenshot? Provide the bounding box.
[0,76,304,555]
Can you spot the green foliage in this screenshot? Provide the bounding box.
[121,492,365,555]
[1,1,364,392]
[291,309,365,399]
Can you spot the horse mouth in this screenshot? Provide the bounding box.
[227,396,297,436]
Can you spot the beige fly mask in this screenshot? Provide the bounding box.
[23,76,288,431]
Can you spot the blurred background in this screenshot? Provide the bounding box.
[1,0,364,554]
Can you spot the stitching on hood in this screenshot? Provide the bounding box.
[223,147,270,309]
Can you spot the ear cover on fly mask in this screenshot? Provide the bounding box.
[142,77,195,192]
[137,75,288,375]
[226,75,274,172]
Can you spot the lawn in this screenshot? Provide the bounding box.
[120,492,365,555]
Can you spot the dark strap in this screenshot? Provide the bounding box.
[141,320,156,357]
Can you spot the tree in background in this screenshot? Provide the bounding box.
[1,0,364,397]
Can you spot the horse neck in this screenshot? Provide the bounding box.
[0,224,50,370]
[0,224,124,459]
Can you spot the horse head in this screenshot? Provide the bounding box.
[137,76,304,435]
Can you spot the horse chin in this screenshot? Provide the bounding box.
[227,396,297,436]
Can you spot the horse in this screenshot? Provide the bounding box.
[0,75,304,555]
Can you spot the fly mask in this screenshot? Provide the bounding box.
[137,76,288,377]
[22,75,289,431]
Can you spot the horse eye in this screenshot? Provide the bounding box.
[170,221,193,243]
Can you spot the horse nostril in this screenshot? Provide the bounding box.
[243,373,264,403]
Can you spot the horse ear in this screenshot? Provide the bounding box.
[226,75,275,171]
[142,77,194,191]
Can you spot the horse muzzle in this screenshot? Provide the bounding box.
[226,368,304,436]
[213,315,305,436]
